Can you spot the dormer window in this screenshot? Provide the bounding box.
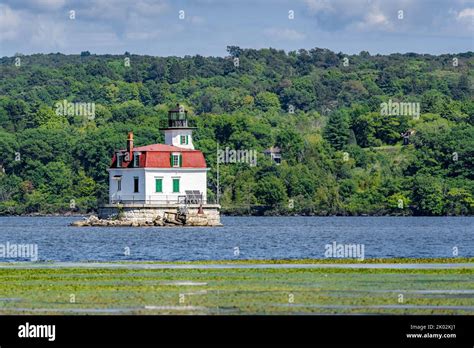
[116,153,123,167]
[171,153,182,167]
[133,152,140,167]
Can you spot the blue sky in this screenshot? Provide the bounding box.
[0,0,473,57]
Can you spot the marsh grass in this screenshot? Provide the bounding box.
[0,263,473,315]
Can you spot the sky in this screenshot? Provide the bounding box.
[0,0,473,57]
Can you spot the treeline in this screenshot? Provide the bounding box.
[0,47,472,215]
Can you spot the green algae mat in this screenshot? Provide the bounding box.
[1,260,473,315]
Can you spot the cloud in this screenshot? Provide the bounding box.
[33,0,66,10]
[134,0,168,16]
[457,7,474,19]
[354,6,394,31]
[0,4,68,48]
[56,0,169,22]
[302,0,474,36]
[125,30,162,40]
[264,28,306,41]
[302,0,376,31]
[454,7,474,31]
[0,0,471,56]
[303,0,332,14]
[0,4,21,41]
[4,0,66,11]
[188,15,205,25]
[30,18,67,48]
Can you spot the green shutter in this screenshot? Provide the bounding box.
[173,178,180,193]
[178,154,182,167]
[155,179,162,193]
[170,154,173,167]
[186,135,189,145]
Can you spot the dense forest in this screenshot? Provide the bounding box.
[0,47,472,216]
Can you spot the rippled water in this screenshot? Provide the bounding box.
[0,216,472,261]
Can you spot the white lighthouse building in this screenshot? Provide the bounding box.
[107,105,208,205]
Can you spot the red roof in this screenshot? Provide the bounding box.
[111,144,207,169]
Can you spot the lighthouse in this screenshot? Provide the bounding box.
[161,104,195,149]
[91,104,221,226]
[107,105,208,205]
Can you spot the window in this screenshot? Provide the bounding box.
[114,175,122,192]
[133,152,140,167]
[171,153,182,167]
[180,135,188,145]
[155,178,163,193]
[172,178,180,193]
[116,153,122,167]
[134,177,139,193]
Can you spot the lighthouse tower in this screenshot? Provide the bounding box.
[161,104,195,149]
[101,104,221,226]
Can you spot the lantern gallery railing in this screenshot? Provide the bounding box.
[168,119,188,128]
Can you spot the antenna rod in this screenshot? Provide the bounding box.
[216,142,220,205]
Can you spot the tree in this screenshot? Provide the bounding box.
[34,106,68,128]
[276,128,304,164]
[226,46,243,57]
[411,175,445,215]
[0,50,471,216]
[255,92,281,112]
[452,75,470,100]
[255,176,288,207]
[324,110,350,150]
[168,60,184,84]
[39,161,73,196]
[445,188,474,215]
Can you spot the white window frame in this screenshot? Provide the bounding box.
[116,153,122,167]
[172,153,181,167]
[133,152,141,167]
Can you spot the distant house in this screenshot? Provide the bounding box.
[108,105,208,204]
[400,129,416,145]
[263,146,281,165]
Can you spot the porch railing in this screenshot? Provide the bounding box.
[109,194,210,205]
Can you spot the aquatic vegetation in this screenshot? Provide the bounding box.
[1,263,473,315]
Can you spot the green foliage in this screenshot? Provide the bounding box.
[0,48,472,215]
[411,175,445,216]
[324,109,350,150]
[255,92,281,112]
[255,176,288,207]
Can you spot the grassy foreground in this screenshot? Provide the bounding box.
[108,257,474,264]
[1,259,473,315]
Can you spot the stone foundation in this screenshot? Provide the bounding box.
[96,203,221,226]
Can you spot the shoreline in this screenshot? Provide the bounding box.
[1,213,473,218]
[1,257,473,266]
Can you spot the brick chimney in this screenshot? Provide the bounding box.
[127,132,134,154]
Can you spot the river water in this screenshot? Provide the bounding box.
[0,216,472,262]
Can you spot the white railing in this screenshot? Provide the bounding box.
[109,194,208,205]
